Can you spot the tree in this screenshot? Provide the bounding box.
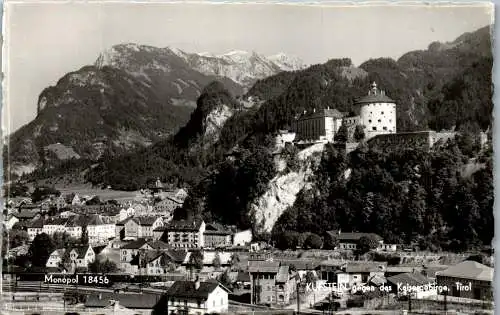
[80,226,89,245]
[212,252,222,270]
[303,233,323,249]
[357,235,380,255]
[230,253,240,270]
[354,125,366,142]
[189,250,204,271]
[89,259,119,273]
[275,231,300,250]
[8,229,29,249]
[31,186,61,203]
[29,233,54,267]
[219,269,233,289]
[52,232,77,249]
[323,232,339,250]
[85,196,101,205]
[334,125,348,143]
[305,271,316,284]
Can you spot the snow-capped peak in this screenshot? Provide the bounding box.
[267,53,305,71]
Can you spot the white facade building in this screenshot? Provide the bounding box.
[358,82,397,139]
[166,280,230,314]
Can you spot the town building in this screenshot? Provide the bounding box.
[25,219,45,241]
[42,218,68,236]
[68,245,95,269]
[336,262,387,289]
[5,215,19,230]
[326,231,384,250]
[46,249,66,268]
[436,260,493,301]
[164,219,206,248]
[203,223,232,249]
[115,216,164,240]
[386,272,434,298]
[248,260,297,306]
[166,279,230,314]
[356,82,397,139]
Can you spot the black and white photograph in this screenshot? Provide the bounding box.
[0,1,495,314]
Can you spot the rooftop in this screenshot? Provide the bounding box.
[436,260,493,282]
[387,272,432,287]
[355,82,395,105]
[248,261,280,273]
[167,281,225,299]
[167,219,204,231]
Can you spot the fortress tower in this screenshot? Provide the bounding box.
[357,82,397,139]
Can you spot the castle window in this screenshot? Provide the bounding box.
[383,127,387,131]
[381,111,384,115]
[369,120,372,123]
[372,127,377,131]
[378,119,381,123]
[389,119,392,122]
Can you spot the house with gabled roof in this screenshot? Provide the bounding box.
[115,216,164,240]
[68,245,95,269]
[13,209,42,222]
[326,230,384,250]
[46,249,66,268]
[386,272,434,298]
[119,238,168,274]
[337,261,387,289]
[26,218,46,241]
[436,260,493,301]
[166,279,230,314]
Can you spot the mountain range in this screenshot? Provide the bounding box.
[5,45,305,176]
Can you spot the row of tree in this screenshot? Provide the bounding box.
[272,135,493,252]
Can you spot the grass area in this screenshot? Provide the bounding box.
[54,183,140,202]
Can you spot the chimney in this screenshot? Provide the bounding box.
[98,293,102,300]
[194,276,200,290]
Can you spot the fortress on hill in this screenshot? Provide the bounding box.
[276,82,462,151]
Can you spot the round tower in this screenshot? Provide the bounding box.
[357,82,396,139]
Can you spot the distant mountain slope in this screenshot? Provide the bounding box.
[6,44,305,177]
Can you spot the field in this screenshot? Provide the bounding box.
[54,183,140,202]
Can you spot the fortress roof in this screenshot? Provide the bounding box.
[355,82,395,105]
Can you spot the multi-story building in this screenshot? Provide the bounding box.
[203,223,232,249]
[42,218,68,236]
[357,82,397,139]
[248,260,297,306]
[26,219,45,241]
[164,219,206,249]
[293,108,345,142]
[85,215,115,244]
[115,216,164,240]
[166,279,230,314]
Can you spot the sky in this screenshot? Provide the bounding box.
[2,1,493,134]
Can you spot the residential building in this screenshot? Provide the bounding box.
[293,108,345,142]
[46,249,66,268]
[86,215,115,244]
[204,224,232,249]
[164,219,206,248]
[115,216,164,240]
[5,215,19,230]
[248,261,297,306]
[68,245,95,269]
[336,262,387,289]
[12,209,41,222]
[119,239,169,274]
[326,231,384,250]
[140,249,187,275]
[166,279,230,314]
[42,218,68,236]
[26,219,45,241]
[232,229,253,247]
[436,260,493,301]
